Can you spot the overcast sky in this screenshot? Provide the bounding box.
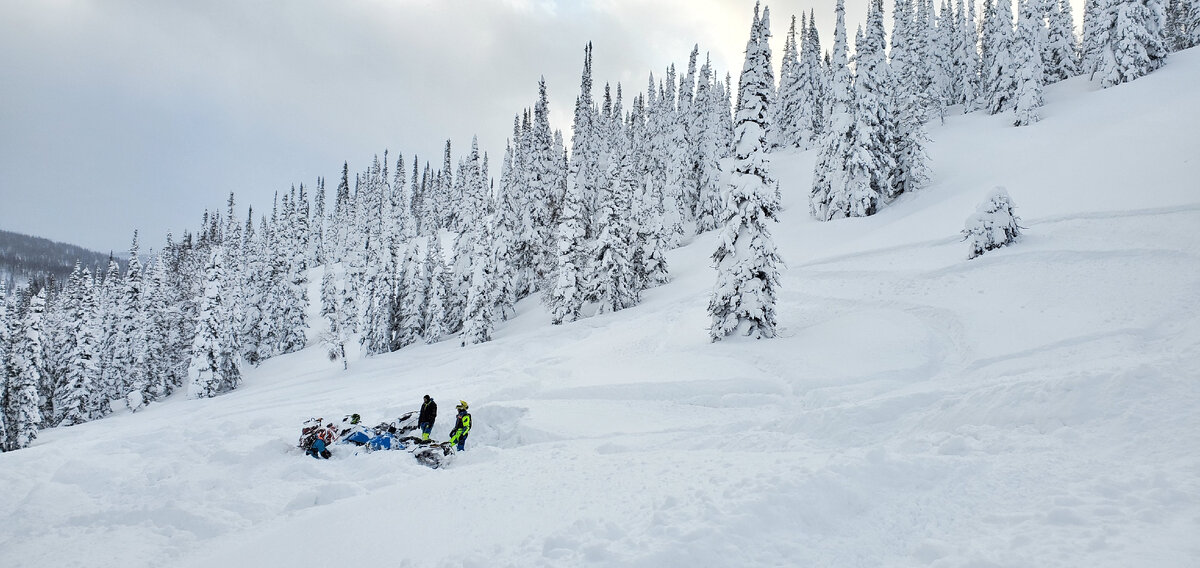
[1,0,883,253]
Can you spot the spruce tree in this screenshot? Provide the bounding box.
[1094,0,1169,87]
[812,0,884,219]
[55,265,99,427]
[424,237,449,344]
[94,258,123,416]
[694,55,727,233]
[187,248,240,398]
[1045,0,1083,81]
[546,170,589,325]
[0,283,9,447]
[986,0,1020,113]
[588,162,640,316]
[1082,0,1108,73]
[1014,0,1047,125]
[142,253,172,401]
[397,241,427,348]
[773,18,804,149]
[636,173,672,289]
[710,1,783,341]
[961,0,983,109]
[964,187,1023,258]
[461,217,499,346]
[115,232,150,411]
[9,290,46,449]
[857,0,898,202]
[320,266,348,368]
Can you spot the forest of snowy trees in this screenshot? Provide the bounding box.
[1,0,1194,451]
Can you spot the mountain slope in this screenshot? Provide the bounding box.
[0,229,123,292]
[1,49,1198,568]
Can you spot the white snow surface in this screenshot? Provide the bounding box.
[4,50,1200,568]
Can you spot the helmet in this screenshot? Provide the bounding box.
[456,400,468,411]
[424,394,431,402]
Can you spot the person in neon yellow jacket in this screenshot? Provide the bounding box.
[448,400,471,451]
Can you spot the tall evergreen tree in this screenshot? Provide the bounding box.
[396,241,427,348]
[710,2,783,341]
[0,282,9,447]
[812,0,885,219]
[1045,0,1083,81]
[54,265,99,427]
[986,0,1020,113]
[114,232,150,411]
[187,249,240,399]
[461,216,499,346]
[635,173,672,289]
[8,289,46,449]
[773,16,804,149]
[546,169,589,325]
[423,237,449,344]
[1014,0,1047,125]
[320,266,349,368]
[857,0,898,202]
[1082,0,1109,73]
[1093,0,1170,86]
[960,0,983,109]
[588,157,640,316]
[694,54,728,233]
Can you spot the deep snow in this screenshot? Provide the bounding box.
[2,49,1199,568]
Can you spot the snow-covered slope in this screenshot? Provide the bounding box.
[3,50,1199,568]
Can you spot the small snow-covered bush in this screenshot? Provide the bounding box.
[963,187,1023,259]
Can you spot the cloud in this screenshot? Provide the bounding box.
[0,0,871,252]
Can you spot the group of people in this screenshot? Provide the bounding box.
[419,395,472,452]
[300,396,473,460]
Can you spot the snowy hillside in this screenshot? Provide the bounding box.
[3,49,1199,568]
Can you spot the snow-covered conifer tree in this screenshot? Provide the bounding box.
[636,173,671,289]
[694,59,727,233]
[115,232,150,411]
[461,216,499,345]
[1093,0,1169,87]
[546,169,589,325]
[710,2,783,341]
[396,241,427,348]
[0,283,9,446]
[423,238,449,344]
[986,0,1020,113]
[320,266,348,368]
[54,265,99,427]
[812,0,885,219]
[1013,0,1047,125]
[588,147,640,316]
[141,253,172,401]
[857,0,898,200]
[1045,0,1083,81]
[960,0,983,109]
[963,187,1023,258]
[1082,0,1108,73]
[9,289,46,449]
[93,258,123,416]
[773,16,804,149]
[187,248,240,398]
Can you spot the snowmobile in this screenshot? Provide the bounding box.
[297,411,455,469]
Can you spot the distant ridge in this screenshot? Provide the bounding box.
[0,229,124,292]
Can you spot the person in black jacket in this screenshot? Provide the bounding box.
[418,395,437,440]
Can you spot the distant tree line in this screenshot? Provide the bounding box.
[0,229,125,295]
